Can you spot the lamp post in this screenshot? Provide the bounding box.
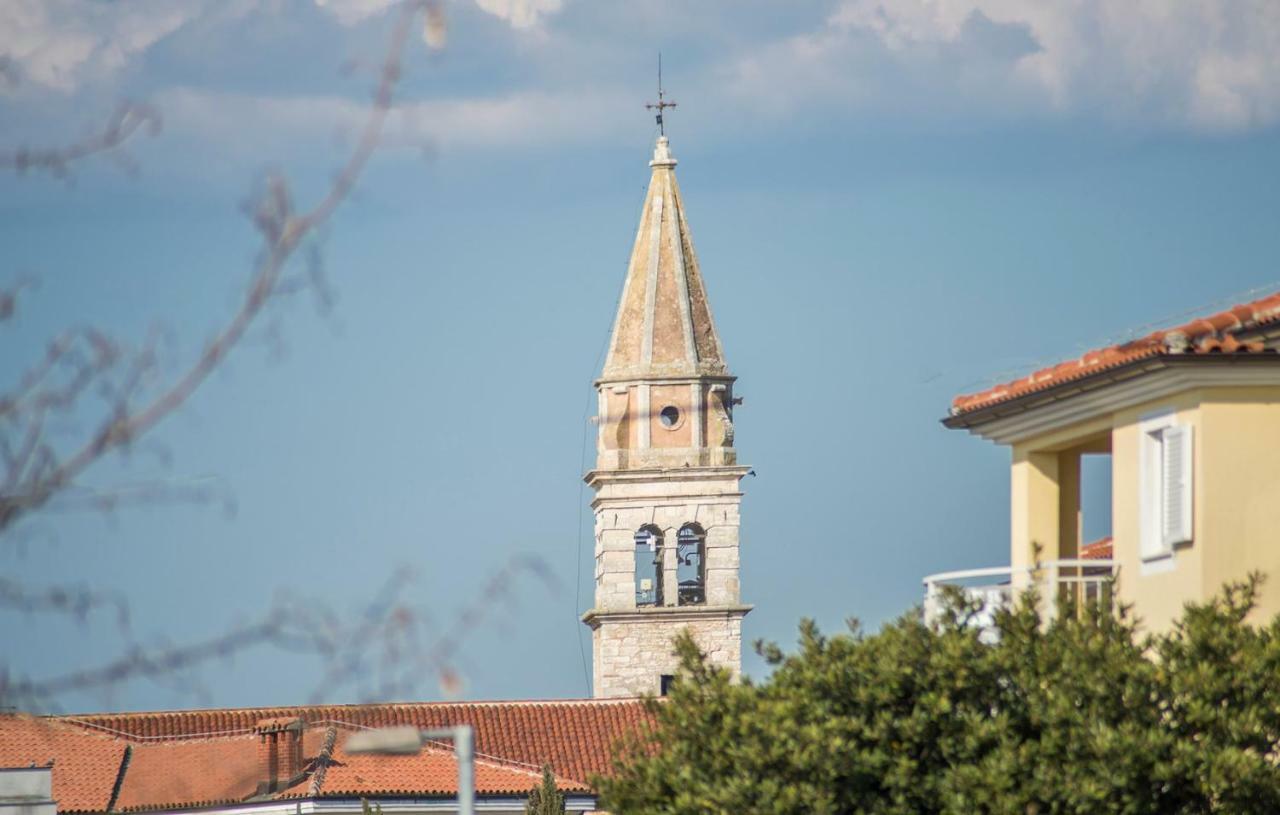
[344,725,474,815]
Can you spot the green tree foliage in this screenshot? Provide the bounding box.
[597,576,1280,815]
[526,764,566,815]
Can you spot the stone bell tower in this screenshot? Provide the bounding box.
[582,135,751,699]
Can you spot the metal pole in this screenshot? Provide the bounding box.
[453,726,474,815]
[344,725,475,815]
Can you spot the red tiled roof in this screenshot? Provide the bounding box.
[0,699,653,814]
[1080,536,1113,560]
[102,725,591,812]
[952,290,1280,416]
[0,715,126,814]
[289,730,590,798]
[58,699,650,787]
[113,736,259,812]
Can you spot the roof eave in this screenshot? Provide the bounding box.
[942,352,1280,431]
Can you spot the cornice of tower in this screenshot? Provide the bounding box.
[581,604,753,630]
[594,371,737,388]
[583,465,752,488]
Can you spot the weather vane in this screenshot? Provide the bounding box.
[645,53,677,136]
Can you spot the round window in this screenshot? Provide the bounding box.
[659,405,681,428]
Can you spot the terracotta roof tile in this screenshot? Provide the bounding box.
[0,714,126,814]
[113,736,259,812]
[11,699,653,812]
[286,730,589,798]
[952,290,1280,415]
[1080,536,1113,560]
[101,724,591,812]
[57,699,651,788]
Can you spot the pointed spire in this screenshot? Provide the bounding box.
[601,137,728,382]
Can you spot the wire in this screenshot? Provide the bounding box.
[571,172,644,696]
[573,407,593,695]
[957,279,1280,394]
[574,320,613,697]
[57,717,255,740]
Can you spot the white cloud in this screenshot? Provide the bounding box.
[0,0,568,96]
[155,85,630,157]
[728,0,1280,132]
[314,0,564,29]
[7,0,1278,152]
[0,0,202,93]
[473,0,563,29]
[311,0,398,26]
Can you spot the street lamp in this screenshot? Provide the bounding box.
[344,725,474,815]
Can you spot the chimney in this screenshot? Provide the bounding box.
[255,718,305,794]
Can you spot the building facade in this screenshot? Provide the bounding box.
[581,135,751,698]
[0,767,55,815]
[932,291,1280,631]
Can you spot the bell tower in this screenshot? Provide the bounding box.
[582,135,751,698]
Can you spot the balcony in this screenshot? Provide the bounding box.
[922,559,1118,636]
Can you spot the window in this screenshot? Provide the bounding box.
[676,524,706,605]
[659,674,675,696]
[634,526,663,606]
[1139,415,1193,561]
[659,405,680,429]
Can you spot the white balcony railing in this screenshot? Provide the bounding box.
[922,560,1118,638]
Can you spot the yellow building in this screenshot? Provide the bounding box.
[932,291,1280,631]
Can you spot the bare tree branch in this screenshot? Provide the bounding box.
[0,553,549,712]
[0,102,160,177]
[0,608,313,710]
[305,554,558,703]
[0,578,131,631]
[0,328,119,421]
[0,276,33,322]
[38,474,236,517]
[0,1,542,722]
[0,1,431,536]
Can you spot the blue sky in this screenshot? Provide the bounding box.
[4,0,1280,711]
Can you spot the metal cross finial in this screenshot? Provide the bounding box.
[645,53,677,135]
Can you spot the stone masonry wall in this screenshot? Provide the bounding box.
[593,615,742,698]
[592,486,743,612]
[587,468,749,699]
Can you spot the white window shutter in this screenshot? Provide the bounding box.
[1161,425,1193,548]
[1139,427,1163,559]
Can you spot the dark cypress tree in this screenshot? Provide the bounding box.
[525,764,565,815]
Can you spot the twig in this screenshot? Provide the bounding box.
[0,578,131,631]
[1,554,550,711]
[0,1,430,535]
[0,102,160,177]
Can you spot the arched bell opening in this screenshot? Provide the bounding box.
[634,525,664,607]
[676,523,706,606]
